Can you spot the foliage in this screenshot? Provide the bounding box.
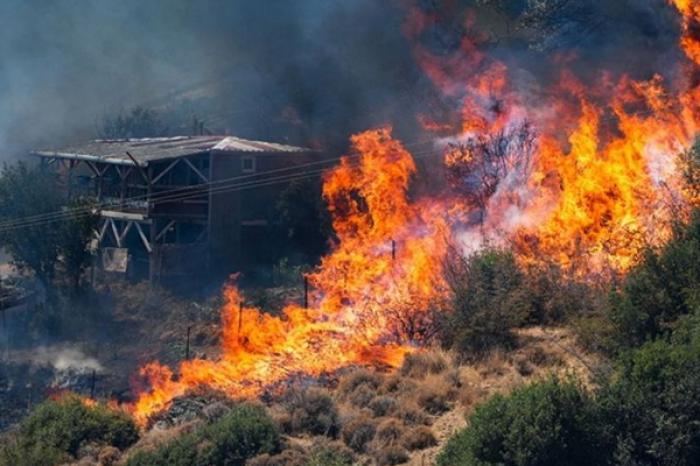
[441,249,530,358]
[609,209,700,350]
[0,395,138,466]
[341,415,376,453]
[597,333,700,465]
[0,162,97,290]
[126,403,279,466]
[437,377,604,466]
[99,106,168,139]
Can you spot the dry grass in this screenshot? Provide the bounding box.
[340,414,376,453]
[399,349,448,379]
[401,426,437,451]
[374,418,405,447]
[375,445,410,466]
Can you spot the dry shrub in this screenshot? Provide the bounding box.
[523,345,564,367]
[341,415,376,453]
[307,438,356,466]
[97,446,121,465]
[369,395,399,417]
[396,399,432,426]
[374,418,405,447]
[348,384,376,408]
[375,445,410,466]
[247,448,307,466]
[514,355,534,376]
[381,374,418,396]
[416,374,455,415]
[285,387,340,437]
[401,426,437,451]
[400,350,448,379]
[337,368,382,399]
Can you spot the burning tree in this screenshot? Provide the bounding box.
[444,121,536,227]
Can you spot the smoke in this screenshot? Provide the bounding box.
[31,346,103,373]
[0,0,687,158]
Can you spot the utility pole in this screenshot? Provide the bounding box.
[185,326,191,360]
[238,300,243,344]
[303,276,309,309]
[391,239,396,260]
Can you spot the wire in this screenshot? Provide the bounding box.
[0,137,439,231]
[0,145,445,234]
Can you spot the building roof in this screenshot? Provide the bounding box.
[32,135,311,167]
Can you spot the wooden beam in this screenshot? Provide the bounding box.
[134,222,152,253]
[126,152,150,184]
[109,219,122,247]
[118,221,133,243]
[150,159,180,185]
[182,157,209,183]
[155,220,176,242]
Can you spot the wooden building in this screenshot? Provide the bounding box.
[31,136,316,283]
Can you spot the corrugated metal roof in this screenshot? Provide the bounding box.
[32,135,311,166]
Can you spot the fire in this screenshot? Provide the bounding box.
[130,128,451,425]
[128,4,700,424]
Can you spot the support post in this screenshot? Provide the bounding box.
[303,276,309,309]
[185,326,191,360]
[89,369,96,399]
[238,301,243,344]
[391,239,396,260]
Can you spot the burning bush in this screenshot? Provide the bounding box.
[0,394,138,466]
[125,403,279,466]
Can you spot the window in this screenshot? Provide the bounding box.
[242,156,256,173]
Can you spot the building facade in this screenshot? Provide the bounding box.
[32,136,316,283]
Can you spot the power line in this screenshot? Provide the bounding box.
[0,145,444,234]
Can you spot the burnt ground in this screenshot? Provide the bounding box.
[0,279,301,432]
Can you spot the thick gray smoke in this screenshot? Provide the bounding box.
[0,0,686,157]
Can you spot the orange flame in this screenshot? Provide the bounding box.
[127,5,700,424]
[130,128,451,425]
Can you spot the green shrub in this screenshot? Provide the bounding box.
[440,249,530,359]
[0,395,138,466]
[126,403,279,466]
[437,377,604,466]
[597,335,700,465]
[305,440,356,466]
[609,209,700,350]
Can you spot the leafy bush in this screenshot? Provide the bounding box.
[441,249,530,358]
[437,377,604,466]
[0,395,138,466]
[305,440,356,466]
[609,209,700,350]
[597,334,700,465]
[126,403,279,466]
